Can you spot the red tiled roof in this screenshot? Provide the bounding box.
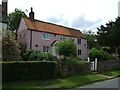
[23,17,86,39]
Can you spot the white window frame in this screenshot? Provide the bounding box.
[60,35,65,40]
[43,46,50,53]
[78,50,81,55]
[42,32,50,40]
[77,38,81,44]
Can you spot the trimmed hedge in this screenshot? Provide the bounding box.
[2,61,56,82]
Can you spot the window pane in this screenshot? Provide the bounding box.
[60,35,65,40]
[43,46,49,52]
[78,38,81,44]
[43,32,50,40]
[78,50,81,55]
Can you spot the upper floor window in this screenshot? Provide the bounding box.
[77,38,81,44]
[43,46,49,52]
[42,32,50,40]
[60,35,65,40]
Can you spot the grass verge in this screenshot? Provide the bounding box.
[100,69,120,77]
[3,73,109,89]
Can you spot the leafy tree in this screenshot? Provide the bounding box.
[2,30,21,61]
[55,40,77,57]
[97,17,120,49]
[83,30,100,49]
[8,8,27,34]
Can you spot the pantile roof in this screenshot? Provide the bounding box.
[23,17,86,39]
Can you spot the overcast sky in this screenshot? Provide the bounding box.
[1,0,120,32]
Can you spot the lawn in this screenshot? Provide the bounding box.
[100,69,120,77]
[3,74,108,89]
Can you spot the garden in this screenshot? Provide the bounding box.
[2,37,120,89]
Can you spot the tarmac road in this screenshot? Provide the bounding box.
[72,78,120,90]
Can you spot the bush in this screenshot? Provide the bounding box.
[19,43,27,60]
[2,30,21,61]
[89,48,117,61]
[55,40,77,57]
[23,50,54,61]
[2,61,56,82]
[56,57,91,77]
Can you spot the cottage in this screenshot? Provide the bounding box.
[17,8,88,60]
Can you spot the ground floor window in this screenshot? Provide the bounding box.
[78,50,81,55]
[43,46,49,52]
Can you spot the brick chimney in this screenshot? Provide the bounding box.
[29,7,34,20]
[2,0,8,23]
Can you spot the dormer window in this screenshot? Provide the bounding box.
[42,32,50,40]
[60,35,65,40]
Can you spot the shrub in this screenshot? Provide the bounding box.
[23,50,54,61]
[89,48,117,61]
[2,61,56,82]
[55,40,77,57]
[19,43,27,60]
[2,30,21,61]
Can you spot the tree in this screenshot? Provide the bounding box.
[55,40,77,57]
[83,30,100,49]
[97,17,120,49]
[8,8,27,34]
[2,30,21,61]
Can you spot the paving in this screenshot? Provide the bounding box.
[97,73,113,79]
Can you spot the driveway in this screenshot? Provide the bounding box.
[72,78,120,89]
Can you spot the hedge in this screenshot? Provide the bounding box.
[2,61,56,82]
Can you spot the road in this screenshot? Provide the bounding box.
[72,78,120,89]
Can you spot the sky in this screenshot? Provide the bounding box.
[1,0,120,32]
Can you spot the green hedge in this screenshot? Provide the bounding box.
[2,61,56,82]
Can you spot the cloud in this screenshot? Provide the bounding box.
[70,15,101,30]
[46,14,69,26]
[47,15,62,23]
[47,14,101,31]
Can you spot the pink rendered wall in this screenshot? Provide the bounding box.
[17,18,31,50]
[31,31,88,60]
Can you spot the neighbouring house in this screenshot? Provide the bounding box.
[17,8,88,60]
[0,0,8,30]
